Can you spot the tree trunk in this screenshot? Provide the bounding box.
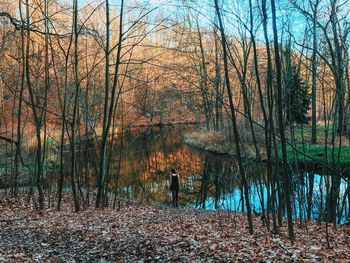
[214,0,254,234]
[25,0,44,210]
[70,0,81,212]
[311,0,319,144]
[96,0,124,208]
[270,0,294,240]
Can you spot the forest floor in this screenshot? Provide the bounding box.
[0,196,349,263]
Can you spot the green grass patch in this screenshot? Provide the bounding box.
[279,144,350,166]
[46,138,59,147]
[285,124,332,143]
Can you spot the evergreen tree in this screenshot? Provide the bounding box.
[285,65,311,124]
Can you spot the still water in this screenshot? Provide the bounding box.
[92,125,349,223]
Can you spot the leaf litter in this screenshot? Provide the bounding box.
[0,196,349,262]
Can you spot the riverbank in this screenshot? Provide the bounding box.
[0,196,349,262]
[184,129,350,170]
[184,130,263,159]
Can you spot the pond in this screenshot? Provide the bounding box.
[79,125,349,224]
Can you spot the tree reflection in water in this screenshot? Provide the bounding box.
[78,125,349,224]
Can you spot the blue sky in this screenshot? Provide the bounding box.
[75,0,312,49]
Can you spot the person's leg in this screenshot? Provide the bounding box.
[172,190,176,207]
[175,190,179,207]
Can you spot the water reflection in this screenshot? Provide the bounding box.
[100,125,349,223]
[112,126,204,205]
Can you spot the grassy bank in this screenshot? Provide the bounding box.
[283,144,350,167]
[184,130,262,159]
[184,125,350,167]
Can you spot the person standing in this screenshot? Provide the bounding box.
[169,168,180,207]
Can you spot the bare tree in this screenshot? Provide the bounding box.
[270,0,295,240]
[214,0,254,234]
[96,0,125,208]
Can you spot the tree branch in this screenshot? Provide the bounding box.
[0,135,17,145]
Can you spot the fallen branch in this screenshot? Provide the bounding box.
[0,135,17,145]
